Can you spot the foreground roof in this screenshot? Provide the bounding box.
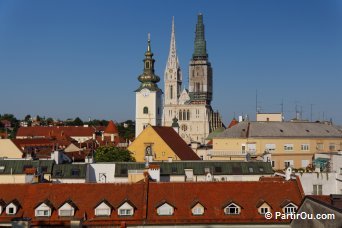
[0,160,54,175]
[216,121,342,138]
[0,178,304,226]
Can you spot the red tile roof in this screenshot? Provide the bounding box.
[16,126,96,138]
[146,180,303,225]
[0,178,304,226]
[152,126,200,160]
[104,121,119,134]
[228,118,239,128]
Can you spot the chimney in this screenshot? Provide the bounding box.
[101,134,104,141]
[111,134,114,142]
[92,133,96,140]
[285,167,292,181]
[168,157,173,162]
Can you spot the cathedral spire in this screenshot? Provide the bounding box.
[136,34,160,92]
[166,16,179,69]
[193,13,208,60]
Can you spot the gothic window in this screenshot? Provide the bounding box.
[143,107,148,114]
[183,110,186,120]
[145,61,150,69]
[187,110,190,120]
[179,111,182,121]
[196,83,200,92]
[170,85,173,99]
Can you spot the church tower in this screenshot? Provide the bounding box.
[164,17,182,105]
[188,14,213,104]
[135,34,163,138]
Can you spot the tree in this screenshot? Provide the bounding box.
[95,146,135,162]
[73,117,83,126]
[24,114,31,122]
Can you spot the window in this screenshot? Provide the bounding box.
[284,160,293,168]
[0,166,5,173]
[170,85,173,99]
[224,204,240,215]
[265,144,276,152]
[192,204,204,215]
[119,209,133,216]
[329,143,336,151]
[247,143,256,152]
[7,207,15,215]
[260,207,269,214]
[284,144,294,151]
[36,210,49,216]
[248,167,254,173]
[301,144,309,151]
[284,204,296,214]
[181,124,188,131]
[143,106,148,114]
[271,161,275,168]
[301,160,309,168]
[187,110,190,120]
[316,143,324,151]
[340,168,342,175]
[59,209,73,216]
[313,185,323,195]
[171,167,177,173]
[95,208,110,216]
[215,167,222,173]
[145,61,150,69]
[157,203,174,216]
[71,169,80,176]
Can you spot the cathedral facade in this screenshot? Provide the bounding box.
[162,14,223,144]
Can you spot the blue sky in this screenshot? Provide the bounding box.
[0,0,341,124]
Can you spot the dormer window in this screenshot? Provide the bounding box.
[224,203,241,215]
[95,200,112,216]
[35,201,53,217]
[58,200,77,217]
[256,201,272,215]
[283,203,297,214]
[6,201,20,215]
[191,202,205,216]
[117,201,135,216]
[157,202,174,216]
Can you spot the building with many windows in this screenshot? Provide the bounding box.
[210,121,342,170]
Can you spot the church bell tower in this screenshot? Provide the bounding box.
[135,34,163,138]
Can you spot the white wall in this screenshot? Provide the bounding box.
[296,172,338,195]
[87,163,116,183]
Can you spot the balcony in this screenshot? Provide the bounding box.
[207,150,257,157]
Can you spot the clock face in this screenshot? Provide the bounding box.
[141,89,150,97]
[169,69,173,73]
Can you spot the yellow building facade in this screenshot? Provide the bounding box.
[128,125,199,162]
[212,122,342,170]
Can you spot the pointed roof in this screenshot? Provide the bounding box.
[136,34,161,92]
[193,13,208,60]
[104,120,118,134]
[165,16,180,70]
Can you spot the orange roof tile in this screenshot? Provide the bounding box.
[104,120,119,134]
[0,179,304,226]
[228,118,239,128]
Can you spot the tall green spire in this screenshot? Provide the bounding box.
[136,33,161,92]
[192,13,208,60]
